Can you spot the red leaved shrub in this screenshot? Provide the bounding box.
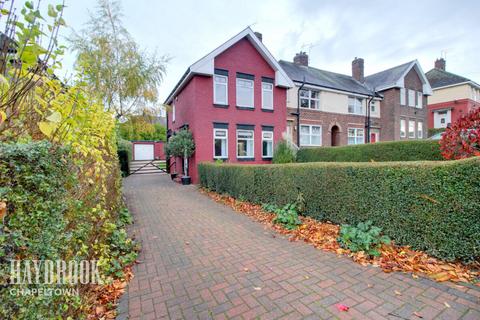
[440,107,480,160]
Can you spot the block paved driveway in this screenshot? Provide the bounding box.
[117,174,480,320]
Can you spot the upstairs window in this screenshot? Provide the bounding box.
[236,74,254,108]
[348,128,364,145]
[213,129,228,159]
[214,74,228,105]
[400,119,406,137]
[262,82,273,110]
[400,88,406,105]
[172,103,176,122]
[262,131,273,158]
[408,89,415,107]
[416,92,423,108]
[300,125,321,146]
[299,89,320,110]
[237,130,254,158]
[348,97,363,115]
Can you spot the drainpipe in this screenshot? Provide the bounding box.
[365,89,377,143]
[293,77,306,147]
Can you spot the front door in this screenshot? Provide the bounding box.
[331,125,340,146]
[370,133,376,143]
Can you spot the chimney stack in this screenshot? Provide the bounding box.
[293,51,309,66]
[435,58,446,71]
[352,57,364,83]
[254,31,263,42]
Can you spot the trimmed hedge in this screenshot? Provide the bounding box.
[297,140,443,163]
[199,158,480,262]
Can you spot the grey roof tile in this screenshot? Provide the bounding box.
[425,68,472,88]
[364,61,414,90]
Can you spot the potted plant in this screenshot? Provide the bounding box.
[165,129,195,185]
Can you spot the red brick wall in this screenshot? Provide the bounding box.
[427,98,480,128]
[168,37,287,183]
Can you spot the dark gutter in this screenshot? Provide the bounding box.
[294,77,306,147]
[365,88,377,144]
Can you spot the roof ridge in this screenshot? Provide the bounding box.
[279,60,355,79]
[426,67,471,82]
[365,60,415,79]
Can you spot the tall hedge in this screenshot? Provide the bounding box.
[199,158,480,262]
[297,140,443,163]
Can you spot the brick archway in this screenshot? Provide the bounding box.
[328,122,342,146]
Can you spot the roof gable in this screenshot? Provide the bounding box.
[365,60,432,95]
[165,27,293,104]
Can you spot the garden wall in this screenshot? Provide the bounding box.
[297,140,443,163]
[199,158,480,262]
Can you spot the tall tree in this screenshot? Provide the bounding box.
[70,0,167,118]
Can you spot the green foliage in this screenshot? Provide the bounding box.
[338,221,390,257]
[165,129,195,158]
[428,128,445,138]
[69,0,167,118]
[272,203,302,230]
[297,140,443,163]
[272,139,296,163]
[119,117,166,141]
[199,158,480,262]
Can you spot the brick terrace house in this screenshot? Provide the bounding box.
[280,54,432,146]
[165,28,293,183]
[425,58,480,129]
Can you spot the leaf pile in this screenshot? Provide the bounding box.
[87,266,134,320]
[202,190,479,284]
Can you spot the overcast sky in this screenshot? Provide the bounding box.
[20,0,480,101]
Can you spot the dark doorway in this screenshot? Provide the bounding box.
[331,125,340,146]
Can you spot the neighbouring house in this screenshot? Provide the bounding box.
[425,58,480,129]
[165,28,293,183]
[280,54,432,146]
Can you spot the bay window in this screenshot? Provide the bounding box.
[348,128,364,145]
[262,131,273,158]
[299,89,320,110]
[237,130,254,158]
[213,128,228,159]
[300,125,321,146]
[348,97,363,115]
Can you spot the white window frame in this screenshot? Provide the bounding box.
[408,89,416,107]
[347,128,365,145]
[417,121,423,139]
[262,131,273,158]
[236,129,254,158]
[172,103,176,122]
[400,119,406,138]
[213,74,228,105]
[213,128,228,159]
[299,125,322,146]
[299,89,320,110]
[416,92,423,109]
[408,120,416,138]
[236,78,254,108]
[400,88,406,106]
[261,82,273,110]
[348,96,364,115]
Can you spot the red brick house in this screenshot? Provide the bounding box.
[281,55,432,146]
[165,28,293,183]
[425,58,480,129]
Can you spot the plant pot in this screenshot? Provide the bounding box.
[170,173,177,180]
[181,176,191,185]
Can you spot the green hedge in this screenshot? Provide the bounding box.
[297,140,443,163]
[199,158,480,262]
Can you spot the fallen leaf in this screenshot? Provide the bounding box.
[413,311,423,318]
[367,284,374,288]
[335,304,349,312]
[243,268,249,272]
[304,275,310,279]
[185,241,190,245]
[394,290,402,296]
[412,274,419,279]
[444,302,451,308]
[253,287,262,291]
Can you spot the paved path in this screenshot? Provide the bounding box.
[117,174,480,320]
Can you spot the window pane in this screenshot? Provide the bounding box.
[263,140,273,157]
[246,139,254,157]
[215,130,226,137]
[312,126,321,135]
[237,141,247,157]
[300,134,309,146]
[237,79,254,107]
[262,131,273,139]
[348,137,355,145]
[310,91,319,99]
[214,139,227,157]
[311,134,321,145]
[310,100,318,109]
[262,89,273,109]
[300,98,309,108]
[300,89,309,97]
[238,131,253,139]
[262,83,273,90]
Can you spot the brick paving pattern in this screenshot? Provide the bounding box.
[117,174,480,320]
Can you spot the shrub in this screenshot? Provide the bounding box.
[272,139,297,163]
[199,158,480,262]
[165,129,195,176]
[297,140,443,163]
[264,203,302,230]
[338,221,391,257]
[440,107,480,160]
[428,128,445,138]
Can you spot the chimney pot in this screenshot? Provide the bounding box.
[352,57,365,83]
[435,58,446,71]
[293,51,309,66]
[254,31,263,42]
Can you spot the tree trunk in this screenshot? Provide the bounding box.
[183,149,188,176]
